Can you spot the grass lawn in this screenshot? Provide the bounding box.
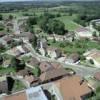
[12,80,26,92]
[80,61,95,68]
[0,67,15,75]
[48,39,100,55]
[56,15,81,31]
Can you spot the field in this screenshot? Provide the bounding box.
[1,5,81,31]
[56,15,81,31]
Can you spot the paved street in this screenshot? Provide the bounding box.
[25,41,100,77]
[13,17,100,78]
[13,19,20,34]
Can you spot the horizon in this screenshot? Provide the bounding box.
[0,0,99,3]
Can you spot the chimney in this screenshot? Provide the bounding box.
[80,79,84,85]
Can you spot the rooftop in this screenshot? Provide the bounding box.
[75,27,91,33]
[4,86,48,100]
[40,68,67,82]
[28,57,40,67]
[55,75,92,100]
[84,49,100,62]
[94,72,100,81]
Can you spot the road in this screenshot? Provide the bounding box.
[89,19,100,35]
[13,17,29,34]
[25,41,100,77]
[13,17,100,78]
[62,63,100,77]
[13,19,20,34]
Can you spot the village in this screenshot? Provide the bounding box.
[0,1,100,100]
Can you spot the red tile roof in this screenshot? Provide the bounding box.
[55,75,92,100]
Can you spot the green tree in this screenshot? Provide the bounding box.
[0,55,3,65]
[0,14,3,20]
[48,19,65,35]
[31,35,37,48]
[27,17,37,26]
[89,59,94,64]
[10,57,25,71]
[93,31,97,37]
[8,15,13,20]
[29,25,34,33]
[33,67,41,77]
[38,16,48,32]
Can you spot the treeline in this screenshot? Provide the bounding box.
[27,13,65,35]
[74,13,100,26]
[0,1,100,14]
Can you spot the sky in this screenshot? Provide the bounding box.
[0,0,98,2]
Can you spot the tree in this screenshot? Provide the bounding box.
[10,57,17,68]
[46,19,65,35]
[43,12,55,19]
[31,35,37,48]
[29,25,34,33]
[68,9,73,16]
[0,55,3,65]
[89,59,94,64]
[95,25,100,32]
[38,13,56,32]
[38,16,48,32]
[27,17,37,26]
[56,13,61,17]
[8,15,13,20]
[0,24,4,31]
[0,14,3,20]
[33,67,41,77]
[93,31,97,37]
[10,57,25,71]
[38,13,65,35]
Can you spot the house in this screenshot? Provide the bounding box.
[39,61,54,73]
[66,53,80,64]
[17,69,39,87]
[37,38,47,56]
[55,75,93,100]
[46,46,62,59]
[3,86,48,100]
[48,34,66,41]
[83,49,100,67]
[0,76,14,94]
[14,32,34,42]
[5,21,13,32]
[7,46,24,57]
[50,62,62,69]
[0,32,5,37]
[37,38,47,49]
[47,31,75,42]
[17,69,30,78]
[94,72,100,81]
[38,38,62,59]
[6,45,30,57]
[39,61,62,73]
[91,19,100,26]
[27,57,40,68]
[41,82,64,100]
[75,27,92,39]
[0,43,5,50]
[39,68,67,83]
[3,59,11,68]
[24,75,39,87]
[0,76,8,94]
[2,35,13,45]
[22,45,30,53]
[65,31,75,42]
